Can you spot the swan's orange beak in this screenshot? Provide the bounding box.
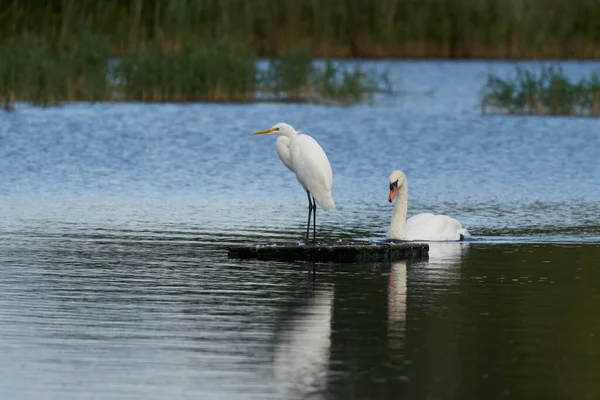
[252,128,275,135]
[388,186,397,203]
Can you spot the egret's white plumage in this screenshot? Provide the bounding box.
[253,122,335,241]
[387,170,470,241]
[288,134,335,210]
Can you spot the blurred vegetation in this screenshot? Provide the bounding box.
[261,44,392,105]
[482,65,600,117]
[2,0,600,59]
[0,38,391,109]
[115,38,257,102]
[0,33,111,110]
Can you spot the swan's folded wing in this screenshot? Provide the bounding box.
[406,213,464,241]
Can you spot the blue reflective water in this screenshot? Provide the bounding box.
[1,61,600,399]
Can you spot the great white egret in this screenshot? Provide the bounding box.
[387,170,470,241]
[252,122,335,242]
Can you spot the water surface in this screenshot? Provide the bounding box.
[1,60,599,399]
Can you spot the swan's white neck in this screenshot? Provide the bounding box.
[387,182,408,240]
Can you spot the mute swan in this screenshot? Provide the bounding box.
[253,123,335,242]
[387,170,470,241]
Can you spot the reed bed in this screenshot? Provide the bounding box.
[2,0,600,59]
[260,44,392,105]
[481,65,600,116]
[0,39,390,108]
[0,34,110,109]
[115,39,257,102]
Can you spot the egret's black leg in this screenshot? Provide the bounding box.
[306,190,313,242]
[312,196,317,242]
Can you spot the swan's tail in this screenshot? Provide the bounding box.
[313,191,335,211]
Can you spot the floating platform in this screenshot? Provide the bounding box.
[227,240,429,263]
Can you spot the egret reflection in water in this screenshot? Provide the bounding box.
[272,286,333,399]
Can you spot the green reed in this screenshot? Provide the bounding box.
[481,65,600,117]
[2,0,600,59]
[115,39,257,102]
[261,44,391,105]
[261,44,315,101]
[314,61,392,105]
[1,37,388,108]
[0,34,111,109]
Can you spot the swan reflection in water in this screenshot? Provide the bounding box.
[388,241,470,354]
[272,286,334,399]
[423,240,471,262]
[270,241,469,396]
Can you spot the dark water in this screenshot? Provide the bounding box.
[1,61,600,399]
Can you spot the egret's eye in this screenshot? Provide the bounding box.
[274,127,280,131]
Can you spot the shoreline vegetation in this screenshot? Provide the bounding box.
[0,38,392,110]
[482,65,600,117]
[2,1,600,115]
[2,0,600,60]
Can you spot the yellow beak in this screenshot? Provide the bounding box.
[252,128,275,135]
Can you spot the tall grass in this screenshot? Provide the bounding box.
[2,0,600,58]
[116,39,257,102]
[0,38,391,108]
[0,33,110,109]
[261,44,392,105]
[481,65,600,116]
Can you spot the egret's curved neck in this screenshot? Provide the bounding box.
[388,182,408,240]
[279,128,298,139]
[275,135,294,172]
[275,128,298,171]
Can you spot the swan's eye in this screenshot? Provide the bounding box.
[389,180,398,190]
